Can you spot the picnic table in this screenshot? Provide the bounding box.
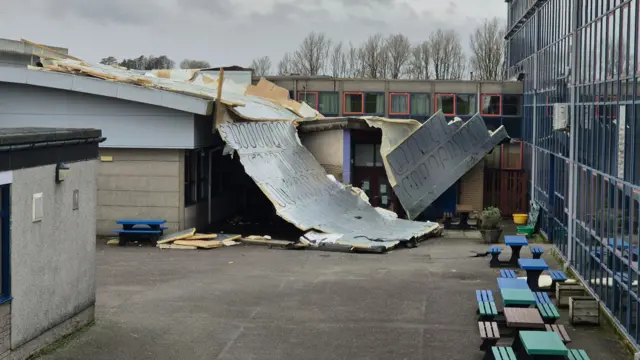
[113,219,167,246]
[497,278,529,290]
[504,235,528,265]
[501,288,536,307]
[512,330,568,358]
[503,307,545,331]
[519,258,549,292]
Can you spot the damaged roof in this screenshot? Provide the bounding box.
[0,40,322,121]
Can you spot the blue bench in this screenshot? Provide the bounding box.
[489,247,503,268]
[548,270,568,292]
[499,269,517,278]
[530,245,544,259]
[113,219,167,246]
[533,292,552,304]
[476,290,498,319]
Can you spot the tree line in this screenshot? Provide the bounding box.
[97,17,505,81]
[256,17,506,81]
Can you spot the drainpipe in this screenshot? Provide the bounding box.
[531,11,539,206]
[567,0,580,264]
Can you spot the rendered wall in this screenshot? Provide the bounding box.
[299,130,344,181]
[10,161,97,348]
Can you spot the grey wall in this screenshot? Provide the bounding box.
[97,149,182,235]
[0,53,33,68]
[0,83,196,149]
[299,130,344,180]
[10,161,97,348]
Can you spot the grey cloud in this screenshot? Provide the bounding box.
[39,0,171,26]
[177,0,234,17]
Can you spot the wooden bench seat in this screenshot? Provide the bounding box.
[530,245,544,259]
[545,324,571,344]
[533,291,551,304]
[478,321,500,352]
[491,346,516,360]
[500,269,517,278]
[537,302,561,324]
[568,349,590,360]
[476,290,498,319]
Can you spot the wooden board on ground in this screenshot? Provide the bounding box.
[157,244,198,250]
[240,236,295,246]
[157,228,196,244]
[184,233,218,240]
[174,240,223,249]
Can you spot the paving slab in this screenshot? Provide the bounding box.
[38,238,630,360]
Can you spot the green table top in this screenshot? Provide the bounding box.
[501,288,536,305]
[519,331,568,356]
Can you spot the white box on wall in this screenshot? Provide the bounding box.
[32,192,43,222]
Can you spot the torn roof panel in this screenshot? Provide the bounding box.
[218,121,440,243]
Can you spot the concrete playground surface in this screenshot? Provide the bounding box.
[38,237,630,360]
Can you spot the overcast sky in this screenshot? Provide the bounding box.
[1,0,507,67]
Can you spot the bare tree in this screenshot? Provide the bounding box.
[407,45,424,79]
[386,34,411,79]
[180,59,211,69]
[250,56,272,76]
[469,18,506,80]
[329,42,348,77]
[291,32,332,76]
[361,33,386,79]
[278,53,293,75]
[345,43,364,78]
[429,29,466,80]
[100,56,118,66]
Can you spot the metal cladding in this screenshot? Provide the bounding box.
[218,121,439,245]
[385,112,510,220]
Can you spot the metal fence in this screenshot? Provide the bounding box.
[506,0,640,347]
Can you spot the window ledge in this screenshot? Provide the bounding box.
[0,296,12,305]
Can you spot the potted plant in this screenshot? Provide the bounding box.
[480,206,503,244]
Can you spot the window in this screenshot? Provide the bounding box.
[298,92,318,109]
[456,94,476,115]
[503,95,522,116]
[389,93,410,115]
[410,93,430,116]
[0,184,10,302]
[318,92,339,114]
[354,144,383,167]
[435,94,455,115]
[364,93,384,114]
[184,151,197,205]
[344,92,364,114]
[481,94,502,116]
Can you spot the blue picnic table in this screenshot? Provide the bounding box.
[113,219,167,246]
[497,277,530,290]
[518,258,549,292]
[504,235,529,265]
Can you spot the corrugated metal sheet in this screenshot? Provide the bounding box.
[218,121,440,246]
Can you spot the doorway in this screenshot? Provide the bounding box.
[351,142,400,213]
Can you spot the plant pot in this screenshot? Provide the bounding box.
[513,213,528,225]
[480,228,503,244]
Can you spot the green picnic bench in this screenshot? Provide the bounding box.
[537,302,561,324]
[513,331,569,358]
[476,290,498,319]
[491,346,516,360]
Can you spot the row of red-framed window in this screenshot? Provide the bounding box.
[297,91,507,116]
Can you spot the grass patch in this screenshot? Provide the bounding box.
[27,321,93,359]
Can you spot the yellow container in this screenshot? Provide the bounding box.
[513,213,528,225]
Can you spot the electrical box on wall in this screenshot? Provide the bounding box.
[553,103,570,131]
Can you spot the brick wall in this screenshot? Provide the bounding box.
[459,160,485,211]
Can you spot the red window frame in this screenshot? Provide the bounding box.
[480,94,502,116]
[595,95,617,119]
[500,141,524,170]
[388,92,410,115]
[343,92,364,115]
[297,91,319,110]
[435,93,456,116]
